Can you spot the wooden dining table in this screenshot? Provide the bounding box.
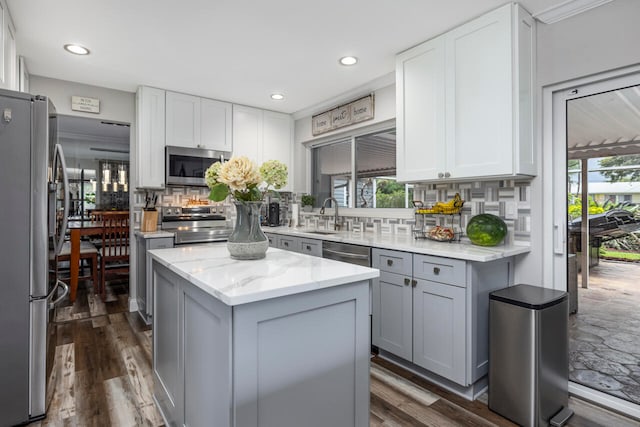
[66,220,103,302]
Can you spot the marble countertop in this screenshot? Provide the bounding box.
[149,243,379,306]
[134,230,175,239]
[264,227,530,262]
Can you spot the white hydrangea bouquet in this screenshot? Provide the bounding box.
[205,156,288,202]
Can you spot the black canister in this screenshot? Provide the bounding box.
[268,202,280,226]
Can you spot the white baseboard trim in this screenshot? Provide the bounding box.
[128,297,139,312]
[569,382,640,421]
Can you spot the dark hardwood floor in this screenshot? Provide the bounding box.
[32,279,640,426]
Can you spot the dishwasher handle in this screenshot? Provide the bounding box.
[322,248,370,260]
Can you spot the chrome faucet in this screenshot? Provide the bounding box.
[320,197,342,230]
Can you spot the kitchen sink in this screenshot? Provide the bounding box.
[306,230,338,235]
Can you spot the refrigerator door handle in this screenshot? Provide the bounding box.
[47,279,69,309]
[53,144,70,255]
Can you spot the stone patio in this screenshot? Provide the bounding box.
[569,259,640,404]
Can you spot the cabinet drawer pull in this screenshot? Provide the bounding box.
[404,278,410,286]
[387,259,393,267]
[284,242,289,246]
[306,245,311,250]
[433,267,440,275]
[412,279,417,287]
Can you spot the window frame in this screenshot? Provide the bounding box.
[310,121,412,209]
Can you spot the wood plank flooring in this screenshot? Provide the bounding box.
[32,279,640,426]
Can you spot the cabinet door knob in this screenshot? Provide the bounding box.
[404,278,410,286]
[433,267,440,275]
[284,242,288,246]
[444,172,451,178]
[387,259,393,267]
[412,279,417,287]
[438,172,444,178]
[306,245,311,250]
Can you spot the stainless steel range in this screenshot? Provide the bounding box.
[161,206,233,245]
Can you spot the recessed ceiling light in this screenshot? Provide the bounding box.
[270,93,285,100]
[339,56,358,66]
[64,44,90,55]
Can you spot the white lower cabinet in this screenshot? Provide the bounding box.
[372,248,512,390]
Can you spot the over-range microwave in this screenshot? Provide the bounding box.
[165,146,230,187]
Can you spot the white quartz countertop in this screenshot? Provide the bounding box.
[264,227,530,262]
[149,243,379,306]
[134,230,175,239]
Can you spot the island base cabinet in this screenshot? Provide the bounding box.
[234,283,370,427]
[412,280,466,385]
[153,261,370,427]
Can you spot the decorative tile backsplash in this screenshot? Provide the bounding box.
[287,179,532,245]
[412,180,532,244]
[133,179,532,245]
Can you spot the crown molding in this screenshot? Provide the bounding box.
[533,0,613,24]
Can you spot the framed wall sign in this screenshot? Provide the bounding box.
[71,96,100,113]
[312,94,374,136]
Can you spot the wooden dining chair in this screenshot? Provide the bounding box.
[99,212,130,298]
[50,241,99,293]
[88,210,106,248]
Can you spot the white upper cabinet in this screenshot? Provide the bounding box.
[136,86,166,188]
[201,98,232,152]
[262,110,293,185]
[232,105,293,191]
[166,92,200,148]
[396,35,445,182]
[396,3,535,182]
[232,105,261,160]
[166,91,232,152]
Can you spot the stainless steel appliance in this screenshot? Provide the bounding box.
[161,206,233,245]
[0,89,69,424]
[322,241,371,267]
[165,145,230,187]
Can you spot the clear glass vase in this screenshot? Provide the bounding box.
[226,201,269,260]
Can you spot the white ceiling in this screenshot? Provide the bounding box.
[568,85,640,159]
[8,0,564,115]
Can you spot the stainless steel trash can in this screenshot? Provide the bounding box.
[489,284,573,427]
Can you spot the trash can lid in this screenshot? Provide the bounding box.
[489,284,567,310]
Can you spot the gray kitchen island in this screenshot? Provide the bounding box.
[149,243,379,427]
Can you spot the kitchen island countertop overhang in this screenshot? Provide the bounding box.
[148,242,380,306]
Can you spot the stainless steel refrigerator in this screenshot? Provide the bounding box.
[0,89,69,425]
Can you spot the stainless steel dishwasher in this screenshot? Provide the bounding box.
[322,241,374,351]
[322,241,371,267]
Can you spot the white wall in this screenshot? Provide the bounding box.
[293,81,396,193]
[29,75,135,123]
[517,0,640,286]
